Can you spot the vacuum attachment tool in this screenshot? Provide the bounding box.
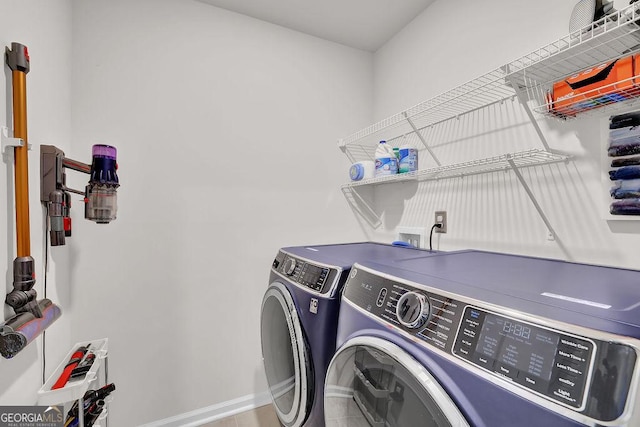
[0,299,61,359]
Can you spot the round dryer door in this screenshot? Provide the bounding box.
[260,282,312,427]
[324,337,469,427]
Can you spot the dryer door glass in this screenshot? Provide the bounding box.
[325,337,469,427]
[260,283,311,427]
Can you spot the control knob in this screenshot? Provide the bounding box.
[283,258,297,276]
[396,291,430,329]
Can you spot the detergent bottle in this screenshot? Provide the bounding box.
[398,146,418,173]
[374,140,398,177]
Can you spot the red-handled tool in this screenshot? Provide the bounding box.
[52,345,90,390]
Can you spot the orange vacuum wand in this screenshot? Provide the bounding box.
[0,42,60,359]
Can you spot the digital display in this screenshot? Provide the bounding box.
[476,313,559,381]
[299,264,327,290]
[301,264,322,282]
[502,320,531,339]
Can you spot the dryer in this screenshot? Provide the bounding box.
[260,242,438,427]
[324,250,640,426]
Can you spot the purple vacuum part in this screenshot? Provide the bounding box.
[89,144,118,186]
[0,299,62,359]
[92,144,116,159]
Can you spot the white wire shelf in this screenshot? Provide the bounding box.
[341,149,569,189]
[507,5,640,87]
[338,67,514,153]
[338,2,640,164]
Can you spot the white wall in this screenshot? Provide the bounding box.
[69,0,371,425]
[0,0,73,405]
[374,0,576,117]
[368,0,640,268]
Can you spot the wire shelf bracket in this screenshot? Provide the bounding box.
[403,112,442,166]
[504,74,552,152]
[341,186,382,229]
[507,158,572,260]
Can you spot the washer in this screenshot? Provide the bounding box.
[324,250,640,426]
[260,242,438,427]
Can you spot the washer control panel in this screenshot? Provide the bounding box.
[345,269,463,352]
[272,251,339,294]
[452,306,594,410]
[343,266,637,423]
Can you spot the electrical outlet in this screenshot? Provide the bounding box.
[435,211,447,233]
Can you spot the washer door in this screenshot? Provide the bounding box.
[261,282,312,427]
[324,337,469,427]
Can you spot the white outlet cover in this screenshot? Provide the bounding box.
[397,226,427,249]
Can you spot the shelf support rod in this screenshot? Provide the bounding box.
[337,138,357,164]
[507,158,556,238]
[403,112,442,166]
[341,186,381,229]
[507,158,572,260]
[504,75,551,152]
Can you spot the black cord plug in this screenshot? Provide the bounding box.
[429,223,443,251]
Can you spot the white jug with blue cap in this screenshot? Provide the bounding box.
[374,140,398,177]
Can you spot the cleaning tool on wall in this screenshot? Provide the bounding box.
[0,43,61,359]
[41,143,119,246]
[69,349,96,380]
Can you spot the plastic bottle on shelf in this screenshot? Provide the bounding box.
[398,146,418,173]
[374,140,398,177]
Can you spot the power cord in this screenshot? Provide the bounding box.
[42,205,49,385]
[429,223,442,251]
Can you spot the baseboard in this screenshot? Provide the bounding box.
[140,391,272,427]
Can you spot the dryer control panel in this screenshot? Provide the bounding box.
[343,266,638,423]
[272,251,340,295]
